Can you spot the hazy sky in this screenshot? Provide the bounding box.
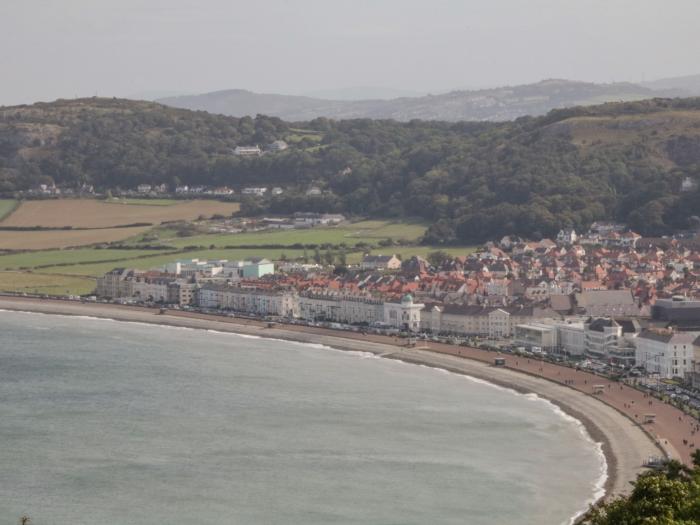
[1,0,699,105]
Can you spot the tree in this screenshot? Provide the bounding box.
[323,249,334,266]
[426,250,450,268]
[5,96,700,242]
[583,461,700,525]
[313,247,321,264]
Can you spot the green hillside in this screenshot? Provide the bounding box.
[2,97,700,242]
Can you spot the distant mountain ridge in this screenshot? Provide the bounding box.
[641,73,700,96]
[157,78,694,122]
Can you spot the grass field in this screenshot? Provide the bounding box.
[0,199,240,228]
[1,243,478,276]
[349,245,478,263]
[285,128,323,144]
[144,220,428,249]
[0,199,18,221]
[105,198,181,206]
[0,271,96,295]
[0,242,476,295]
[0,215,474,295]
[0,226,152,250]
[37,248,308,277]
[0,248,168,270]
[344,220,427,239]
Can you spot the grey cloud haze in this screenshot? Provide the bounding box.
[1,0,699,105]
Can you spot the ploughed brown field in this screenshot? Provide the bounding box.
[0,199,240,229]
[0,226,151,250]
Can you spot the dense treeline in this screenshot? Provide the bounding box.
[2,97,700,243]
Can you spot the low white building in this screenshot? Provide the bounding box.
[242,187,268,196]
[513,319,586,355]
[164,259,223,277]
[293,213,345,226]
[514,323,558,351]
[234,145,262,156]
[554,321,586,355]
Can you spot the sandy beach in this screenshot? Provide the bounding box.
[0,295,692,502]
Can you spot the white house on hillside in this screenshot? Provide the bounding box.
[556,229,577,244]
[233,145,262,157]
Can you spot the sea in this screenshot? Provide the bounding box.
[0,310,606,525]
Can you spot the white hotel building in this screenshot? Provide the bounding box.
[298,292,423,331]
[198,284,298,317]
[635,330,699,379]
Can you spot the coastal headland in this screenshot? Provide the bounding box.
[1,296,695,502]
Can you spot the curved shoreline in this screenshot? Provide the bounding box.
[0,297,678,508]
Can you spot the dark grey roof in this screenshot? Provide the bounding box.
[576,290,634,307]
[587,318,619,332]
[550,294,573,313]
[638,330,699,344]
[363,255,395,263]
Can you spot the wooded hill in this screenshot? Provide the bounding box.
[2,96,700,243]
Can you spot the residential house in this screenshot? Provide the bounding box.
[681,176,698,193]
[361,254,402,271]
[268,140,288,152]
[557,229,578,245]
[242,187,267,196]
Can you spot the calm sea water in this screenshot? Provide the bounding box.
[0,310,605,525]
